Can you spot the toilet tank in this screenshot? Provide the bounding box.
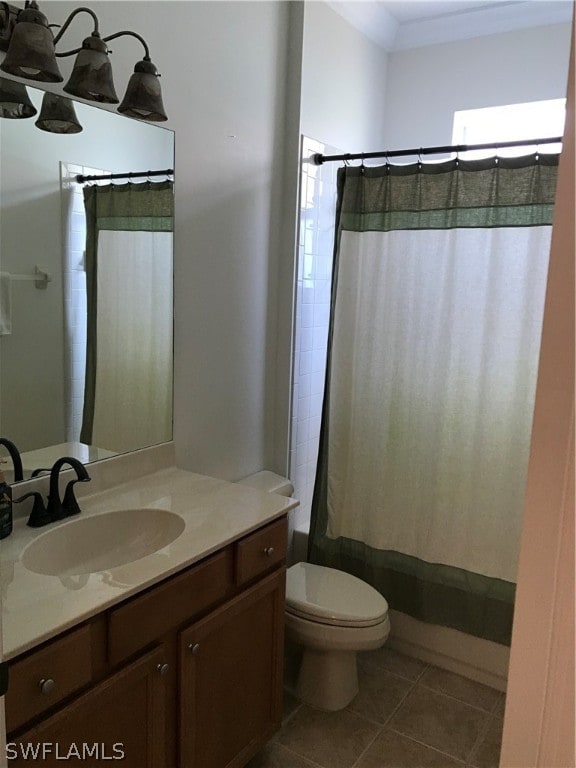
[236,470,294,497]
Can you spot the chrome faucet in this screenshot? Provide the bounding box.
[0,437,23,482]
[46,457,91,523]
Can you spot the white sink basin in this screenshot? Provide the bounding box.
[22,508,185,576]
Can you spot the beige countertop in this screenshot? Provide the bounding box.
[1,465,297,660]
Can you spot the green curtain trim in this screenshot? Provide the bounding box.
[96,216,174,232]
[340,204,555,231]
[83,181,174,230]
[309,536,515,645]
[339,153,559,233]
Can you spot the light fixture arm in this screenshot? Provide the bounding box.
[102,29,150,61]
[0,2,10,32]
[0,1,18,50]
[52,6,99,56]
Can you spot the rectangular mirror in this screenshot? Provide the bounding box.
[0,84,175,482]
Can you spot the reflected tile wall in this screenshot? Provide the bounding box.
[290,137,339,532]
[60,163,108,442]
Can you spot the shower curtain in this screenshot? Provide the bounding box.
[308,154,558,645]
[80,181,174,453]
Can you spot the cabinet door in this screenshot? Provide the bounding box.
[8,646,169,768]
[179,569,285,768]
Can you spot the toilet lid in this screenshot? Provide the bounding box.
[286,562,388,627]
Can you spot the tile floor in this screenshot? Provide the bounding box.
[248,647,505,768]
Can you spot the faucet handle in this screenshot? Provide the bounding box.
[14,492,52,528]
[62,475,91,518]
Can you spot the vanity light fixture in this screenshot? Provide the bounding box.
[35,91,82,133]
[0,75,36,117]
[0,1,61,81]
[0,1,167,122]
[57,7,118,104]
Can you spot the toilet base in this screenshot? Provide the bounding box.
[296,648,358,711]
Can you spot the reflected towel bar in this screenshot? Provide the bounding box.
[9,267,52,289]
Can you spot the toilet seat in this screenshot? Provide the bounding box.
[286,562,389,629]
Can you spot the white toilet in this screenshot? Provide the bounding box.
[236,471,391,712]
[285,562,390,710]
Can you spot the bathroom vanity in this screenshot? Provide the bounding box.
[2,456,295,768]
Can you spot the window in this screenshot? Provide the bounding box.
[452,99,565,158]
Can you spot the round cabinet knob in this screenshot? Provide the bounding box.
[157,663,169,676]
[39,678,56,695]
[264,546,275,557]
[188,642,200,655]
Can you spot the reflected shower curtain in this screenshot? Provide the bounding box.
[80,181,174,453]
[308,154,558,645]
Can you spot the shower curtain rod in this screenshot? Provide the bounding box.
[312,136,563,165]
[75,168,174,184]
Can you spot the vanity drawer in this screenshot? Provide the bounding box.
[235,517,287,586]
[6,624,93,733]
[108,547,234,666]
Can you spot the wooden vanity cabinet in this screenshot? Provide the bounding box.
[6,515,288,768]
[179,569,285,768]
[8,645,169,768]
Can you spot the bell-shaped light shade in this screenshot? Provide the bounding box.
[0,4,62,83]
[118,59,167,122]
[35,92,82,134]
[63,34,118,104]
[0,77,37,118]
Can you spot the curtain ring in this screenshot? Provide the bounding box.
[417,148,423,169]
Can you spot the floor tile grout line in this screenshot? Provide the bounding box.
[371,652,504,704]
[385,726,468,765]
[385,677,419,722]
[276,741,326,768]
[282,701,303,724]
[489,691,506,716]
[387,721,472,765]
[273,699,303,742]
[464,705,496,765]
[415,680,503,714]
[349,720,387,768]
[414,660,431,682]
[359,656,431,685]
[350,664,430,768]
[277,706,386,768]
[344,673,419,729]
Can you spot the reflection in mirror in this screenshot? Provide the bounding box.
[0,84,175,482]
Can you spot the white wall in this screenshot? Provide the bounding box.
[382,24,571,149]
[301,1,389,152]
[166,1,291,481]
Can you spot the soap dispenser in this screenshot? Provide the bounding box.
[0,468,12,539]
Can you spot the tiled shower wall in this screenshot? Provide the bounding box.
[289,137,339,532]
